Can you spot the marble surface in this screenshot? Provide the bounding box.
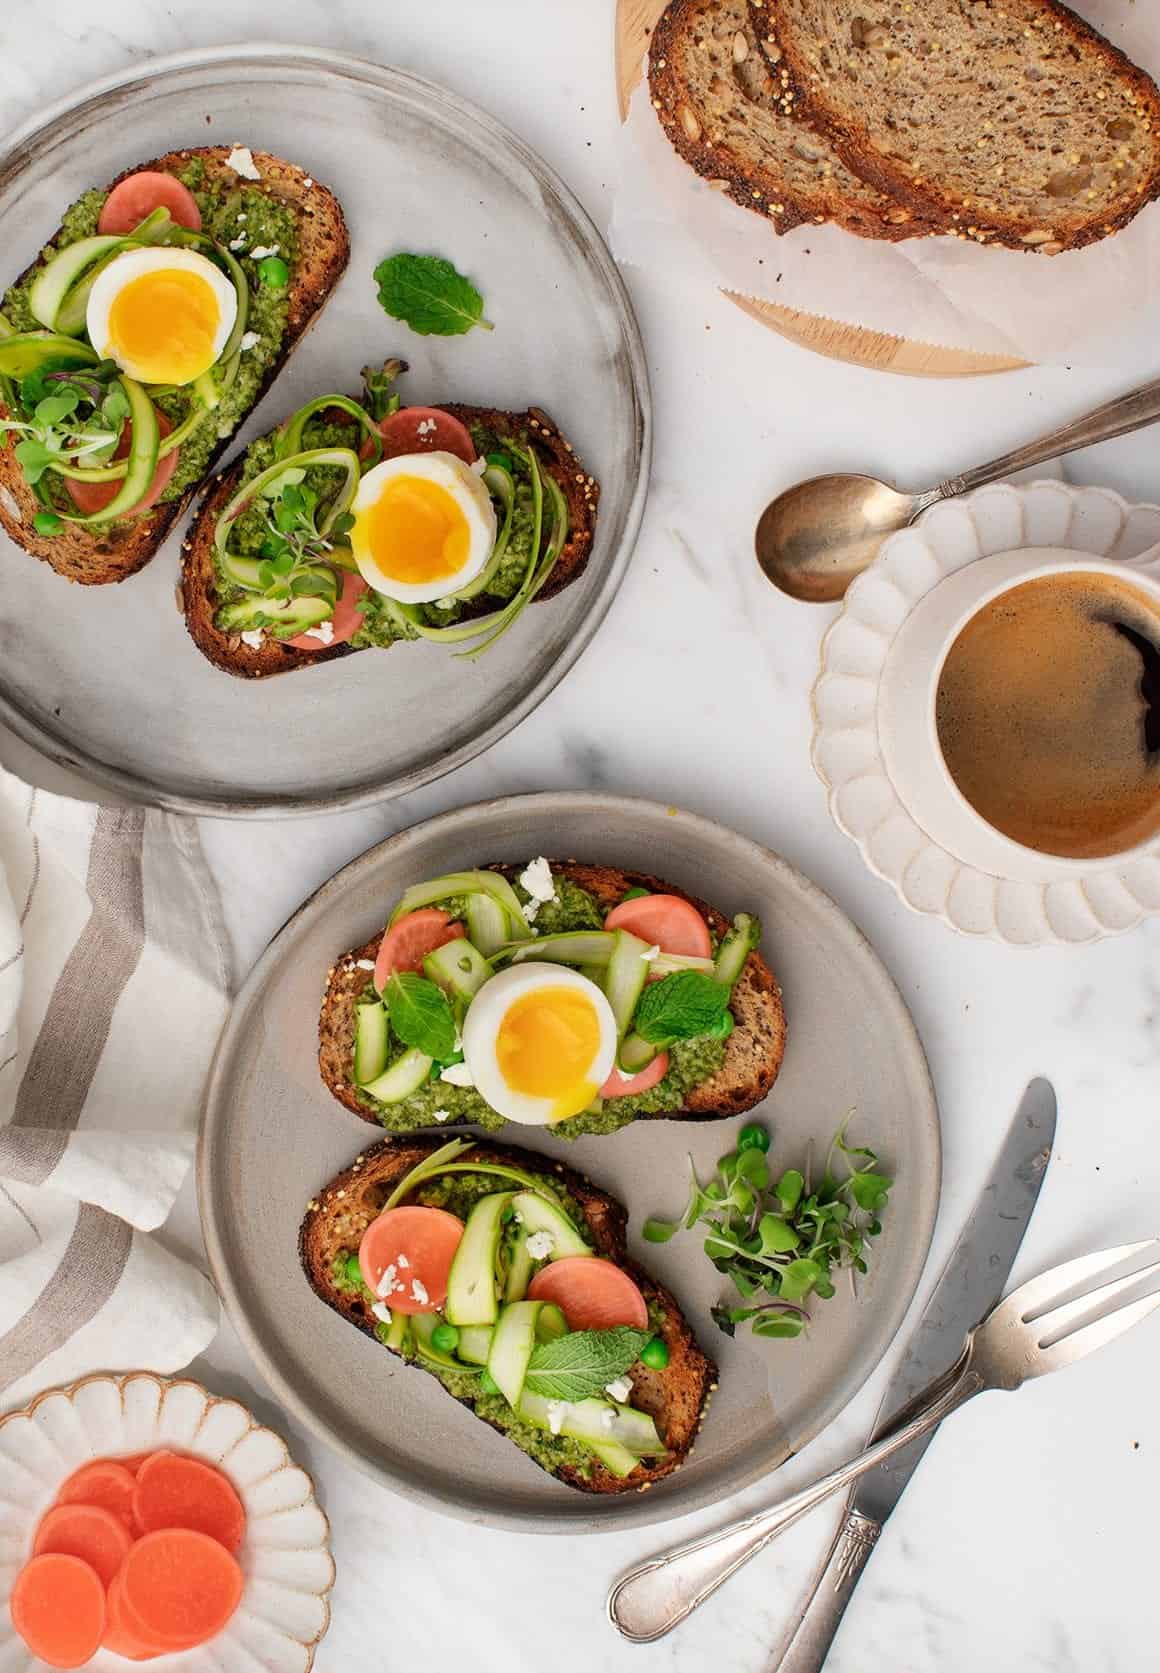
[2,4,1159,1671]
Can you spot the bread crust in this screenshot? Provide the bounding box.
[318,861,786,1129]
[0,147,349,584]
[649,0,936,240]
[179,402,599,678]
[299,1135,717,1494]
[750,0,1160,253]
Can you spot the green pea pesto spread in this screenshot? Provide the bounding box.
[353,875,729,1138]
[328,1167,607,1478]
[1,157,298,511]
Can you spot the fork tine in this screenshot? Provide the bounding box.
[1009,1239,1158,1321]
[1033,1254,1160,1345]
[1032,1286,1160,1376]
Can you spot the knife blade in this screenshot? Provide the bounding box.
[772,1076,1056,1672]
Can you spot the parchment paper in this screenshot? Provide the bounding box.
[611,1,1160,366]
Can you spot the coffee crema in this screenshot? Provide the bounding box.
[934,570,1160,860]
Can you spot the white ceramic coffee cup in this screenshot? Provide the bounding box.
[878,547,1160,883]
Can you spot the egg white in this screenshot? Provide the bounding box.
[350,451,497,605]
[462,964,617,1126]
[85,247,236,386]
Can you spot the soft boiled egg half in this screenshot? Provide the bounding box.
[86,247,237,387]
[350,452,497,604]
[462,964,617,1126]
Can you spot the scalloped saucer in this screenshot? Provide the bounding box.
[0,1373,335,1672]
[812,480,1160,946]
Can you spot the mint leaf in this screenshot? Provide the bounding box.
[374,253,493,337]
[524,1326,650,1402]
[386,972,456,1061]
[634,971,730,1046]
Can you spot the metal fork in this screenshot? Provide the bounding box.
[608,1240,1160,1644]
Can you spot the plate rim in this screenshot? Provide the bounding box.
[198,791,941,1533]
[0,43,651,818]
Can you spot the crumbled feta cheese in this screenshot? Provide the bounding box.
[546,1401,569,1436]
[519,857,557,923]
[431,1108,452,1123]
[228,236,247,251]
[302,177,314,189]
[526,1230,555,1260]
[371,1301,393,1325]
[641,944,660,963]
[239,629,264,649]
[410,1278,429,1305]
[375,1263,398,1299]
[248,243,280,261]
[236,212,247,222]
[355,959,375,970]
[435,596,457,610]
[226,145,261,180]
[239,330,262,352]
[416,417,436,436]
[440,1061,474,1087]
[302,619,335,645]
[396,1253,410,1269]
[604,1376,633,1404]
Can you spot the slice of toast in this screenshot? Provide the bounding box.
[0,147,349,585]
[320,861,786,1130]
[650,0,931,239]
[180,402,600,679]
[299,1135,717,1494]
[750,0,1160,254]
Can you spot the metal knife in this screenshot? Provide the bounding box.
[770,1076,1057,1673]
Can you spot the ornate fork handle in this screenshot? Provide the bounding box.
[608,1356,986,1645]
[924,375,1160,507]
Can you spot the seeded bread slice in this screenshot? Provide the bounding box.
[0,147,349,585]
[650,0,931,239]
[299,1135,717,1494]
[319,860,786,1130]
[750,0,1160,253]
[180,403,599,679]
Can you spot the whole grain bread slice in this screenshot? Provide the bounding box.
[750,0,1160,253]
[0,147,349,585]
[650,0,932,239]
[180,402,599,678]
[299,1135,717,1493]
[319,860,786,1130]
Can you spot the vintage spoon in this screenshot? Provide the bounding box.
[755,374,1160,603]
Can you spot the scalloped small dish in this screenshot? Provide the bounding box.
[0,1373,334,1672]
[812,480,1160,946]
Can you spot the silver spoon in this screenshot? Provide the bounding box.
[755,374,1160,603]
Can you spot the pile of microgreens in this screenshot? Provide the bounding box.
[252,469,354,602]
[644,1117,892,1340]
[0,360,128,488]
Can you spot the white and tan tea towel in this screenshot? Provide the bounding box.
[0,766,230,1411]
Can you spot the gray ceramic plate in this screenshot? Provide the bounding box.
[0,46,648,816]
[199,794,940,1531]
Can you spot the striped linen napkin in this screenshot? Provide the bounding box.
[0,766,229,1411]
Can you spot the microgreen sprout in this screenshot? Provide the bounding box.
[643,1114,892,1341]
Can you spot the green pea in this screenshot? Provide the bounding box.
[431,1322,460,1353]
[344,1251,363,1286]
[737,1122,770,1153]
[640,1336,669,1370]
[33,511,63,537]
[707,1010,735,1041]
[258,255,290,290]
[620,886,650,902]
[485,450,513,472]
[479,1368,500,1395]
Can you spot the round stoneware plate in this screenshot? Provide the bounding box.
[0,46,649,816]
[0,1372,335,1672]
[199,794,940,1532]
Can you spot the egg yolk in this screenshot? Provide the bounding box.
[106,267,222,385]
[358,476,471,585]
[495,987,602,1121]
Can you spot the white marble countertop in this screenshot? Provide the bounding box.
[3,4,1159,1670]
